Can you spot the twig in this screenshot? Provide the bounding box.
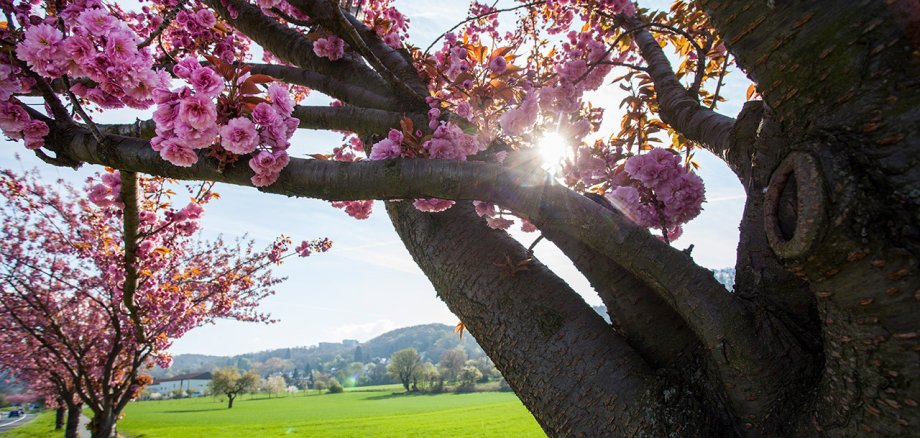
[709,55,731,109]
[61,76,105,144]
[139,0,190,48]
[423,1,545,56]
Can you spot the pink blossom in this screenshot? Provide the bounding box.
[22,120,49,150]
[77,8,118,36]
[473,201,496,217]
[0,102,30,135]
[488,56,508,74]
[219,117,259,154]
[267,84,294,114]
[521,220,538,233]
[624,148,682,190]
[172,57,201,79]
[251,103,280,126]
[16,24,67,77]
[423,122,481,160]
[413,198,455,213]
[160,142,199,167]
[178,95,217,127]
[313,36,345,61]
[487,217,514,230]
[456,102,472,120]
[189,67,225,98]
[370,130,404,160]
[87,184,112,206]
[499,90,539,136]
[195,9,217,28]
[331,200,373,219]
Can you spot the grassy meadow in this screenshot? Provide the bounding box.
[116,384,543,437]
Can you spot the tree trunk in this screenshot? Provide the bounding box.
[89,409,116,438]
[64,403,81,438]
[55,407,65,430]
[227,394,235,409]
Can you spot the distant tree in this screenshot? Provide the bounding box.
[387,348,421,392]
[415,362,442,393]
[468,358,497,383]
[261,357,295,377]
[438,349,466,382]
[262,375,286,398]
[456,366,483,393]
[209,367,260,408]
[353,346,364,363]
[327,378,344,394]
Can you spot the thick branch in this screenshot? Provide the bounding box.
[248,63,399,110]
[292,105,426,134]
[626,15,736,157]
[543,228,700,368]
[386,201,664,435]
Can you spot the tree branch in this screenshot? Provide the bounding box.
[386,201,665,435]
[248,63,399,110]
[542,228,700,368]
[287,0,429,107]
[625,15,736,157]
[205,0,392,101]
[292,105,426,134]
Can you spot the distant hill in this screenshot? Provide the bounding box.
[155,323,485,378]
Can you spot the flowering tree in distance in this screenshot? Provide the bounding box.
[0,168,329,437]
[1,0,918,435]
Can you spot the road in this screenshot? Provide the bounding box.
[0,412,34,432]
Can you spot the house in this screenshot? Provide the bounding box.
[146,371,212,397]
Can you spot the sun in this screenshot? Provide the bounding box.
[537,132,569,173]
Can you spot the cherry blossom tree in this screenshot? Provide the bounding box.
[0,0,918,435]
[0,168,329,437]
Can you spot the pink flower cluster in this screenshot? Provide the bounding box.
[331,200,373,220]
[313,36,345,61]
[472,201,538,232]
[499,88,539,136]
[16,5,166,109]
[361,0,410,48]
[151,58,223,167]
[87,170,123,209]
[0,102,48,150]
[294,238,333,257]
[367,122,481,215]
[604,148,705,241]
[424,122,483,160]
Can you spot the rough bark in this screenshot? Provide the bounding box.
[65,403,81,438]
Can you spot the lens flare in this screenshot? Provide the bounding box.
[537,132,568,173]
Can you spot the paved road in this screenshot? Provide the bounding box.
[0,412,35,432]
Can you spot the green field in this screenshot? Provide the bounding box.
[115,385,543,437]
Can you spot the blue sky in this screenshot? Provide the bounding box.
[0,0,748,356]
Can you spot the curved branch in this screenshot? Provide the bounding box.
[205,0,392,101]
[625,15,736,157]
[386,201,663,435]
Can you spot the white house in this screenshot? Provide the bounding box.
[146,371,212,397]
